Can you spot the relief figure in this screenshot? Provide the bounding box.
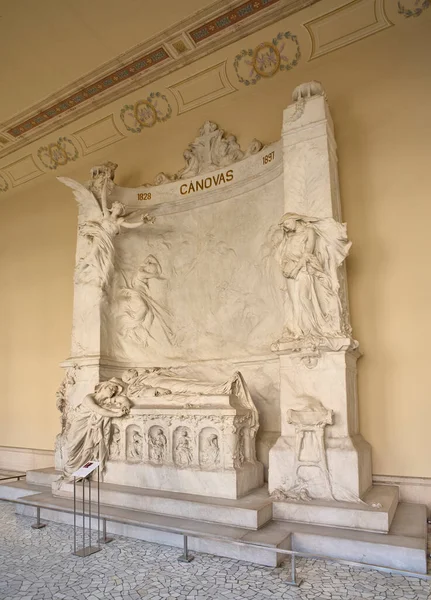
[234,429,246,467]
[149,427,167,463]
[110,425,121,459]
[175,430,193,467]
[127,428,143,460]
[274,213,351,342]
[119,255,173,346]
[200,433,220,467]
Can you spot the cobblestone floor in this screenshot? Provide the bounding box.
[0,502,429,600]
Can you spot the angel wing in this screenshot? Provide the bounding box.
[57,176,102,218]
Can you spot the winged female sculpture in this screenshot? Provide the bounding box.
[58,163,154,289]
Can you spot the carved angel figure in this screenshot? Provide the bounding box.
[63,381,131,479]
[58,164,154,289]
[274,213,351,342]
[119,255,173,346]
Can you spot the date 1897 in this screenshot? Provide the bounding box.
[262,151,275,165]
[137,192,152,201]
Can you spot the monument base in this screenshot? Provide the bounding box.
[0,470,426,574]
[48,472,272,529]
[101,460,264,500]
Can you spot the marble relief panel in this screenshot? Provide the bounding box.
[104,174,284,364]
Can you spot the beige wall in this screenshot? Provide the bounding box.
[0,1,430,477]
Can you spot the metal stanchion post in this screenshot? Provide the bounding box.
[100,517,113,544]
[73,477,76,554]
[82,477,85,553]
[97,467,100,549]
[178,535,194,563]
[286,553,302,587]
[31,506,46,530]
[88,476,92,550]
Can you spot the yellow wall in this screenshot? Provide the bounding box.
[0,1,430,477]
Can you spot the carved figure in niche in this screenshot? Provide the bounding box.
[56,364,79,436]
[54,364,80,466]
[175,430,193,467]
[149,427,167,463]
[127,429,143,460]
[110,425,121,459]
[62,381,131,479]
[274,213,351,343]
[119,255,173,346]
[200,434,220,467]
[234,429,246,467]
[148,122,263,184]
[58,165,155,289]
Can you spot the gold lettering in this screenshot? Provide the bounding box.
[179,169,234,195]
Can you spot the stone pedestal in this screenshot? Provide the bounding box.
[269,345,372,502]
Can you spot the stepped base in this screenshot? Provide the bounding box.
[53,478,273,530]
[0,470,426,573]
[273,485,399,533]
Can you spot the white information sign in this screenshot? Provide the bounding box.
[72,461,100,479]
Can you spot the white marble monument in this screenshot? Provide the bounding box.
[54,81,396,533]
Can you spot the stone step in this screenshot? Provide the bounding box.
[26,467,61,487]
[273,485,399,533]
[53,478,273,530]
[1,479,427,573]
[13,490,289,567]
[288,502,428,575]
[0,480,47,500]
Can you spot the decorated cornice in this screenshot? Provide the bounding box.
[0,0,425,196]
[0,0,320,160]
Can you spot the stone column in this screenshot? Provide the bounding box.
[268,82,372,503]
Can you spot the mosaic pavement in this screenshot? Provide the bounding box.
[0,502,430,600]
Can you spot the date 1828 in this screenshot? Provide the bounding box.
[262,151,275,165]
[137,192,152,201]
